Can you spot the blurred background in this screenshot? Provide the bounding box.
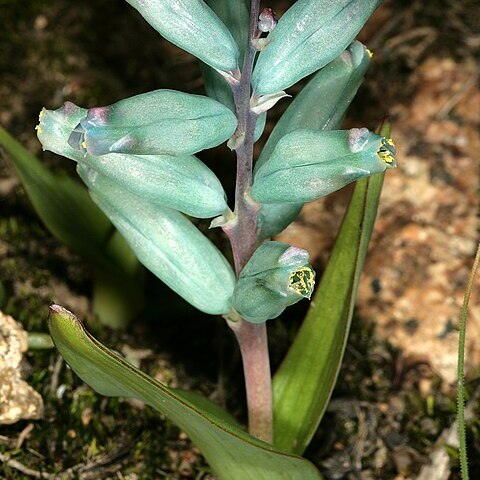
[0,0,479,478]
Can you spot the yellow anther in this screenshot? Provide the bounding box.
[377,137,396,166]
[35,125,42,135]
[366,48,374,58]
[39,109,45,119]
[289,266,315,298]
[81,141,87,149]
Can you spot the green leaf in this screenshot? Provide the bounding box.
[91,265,145,330]
[272,125,391,454]
[48,305,323,480]
[0,126,120,274]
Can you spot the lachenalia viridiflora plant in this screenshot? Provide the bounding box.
[37,0,395,445]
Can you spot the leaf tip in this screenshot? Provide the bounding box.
[49,304,77,320]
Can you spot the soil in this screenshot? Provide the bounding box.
[1,0,479,479]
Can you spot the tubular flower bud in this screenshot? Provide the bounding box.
[200,1,269,137]
[258,8,277,33]
[36,102,87,163]
[125,0,239,73]
[67,89,237,157]
[251,128,397,205]
[232,242,315,324]
[255,41,372,238]
[251,0,381,95]
[36,103,229,219]
[77,165,236,315]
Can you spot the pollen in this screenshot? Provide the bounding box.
[289,266,315,298]
[377,137,396,166]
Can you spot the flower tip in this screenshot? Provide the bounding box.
[288,265,315,299]
[377,137,397,168]
[258,8,277,33]
[278,246,310,267]
[348,127,370,153]
[48,304,77,321]
[67,123,87,154]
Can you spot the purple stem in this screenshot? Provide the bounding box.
[227,0,273,444]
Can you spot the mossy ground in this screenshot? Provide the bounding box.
[1,0,479,478]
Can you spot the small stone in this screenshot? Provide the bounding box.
[81,407,93,426]
[0,311,44,424]
[34,15,48,31]
[373,441,388,470]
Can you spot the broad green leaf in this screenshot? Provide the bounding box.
[272,125,391,454]
[49,305,323,480]
[92,265,144,330]
[0,126,122,274]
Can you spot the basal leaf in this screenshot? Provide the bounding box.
[49,305,323,480]
[272,124,391,454]
[0,126,122,274]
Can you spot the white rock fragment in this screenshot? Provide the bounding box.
[0,311,44,424]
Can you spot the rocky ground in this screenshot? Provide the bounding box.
[1,0,479,478]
